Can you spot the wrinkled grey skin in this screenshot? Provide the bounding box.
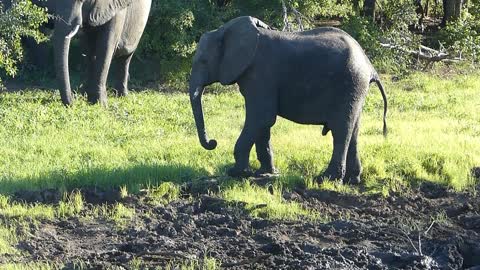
[189,16,388,184]
[53,0,151,106]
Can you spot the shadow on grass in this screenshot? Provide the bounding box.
[0,163,209,196]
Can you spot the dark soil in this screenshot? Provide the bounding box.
[2,180,480,270]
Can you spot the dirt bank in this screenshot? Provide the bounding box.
[3,181,480,269]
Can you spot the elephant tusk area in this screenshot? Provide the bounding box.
[65,25,80,39]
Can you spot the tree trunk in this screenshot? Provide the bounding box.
[424,0,430,16]
[363,0,376,21]
[442,0,464,26]
[454,0,463,17]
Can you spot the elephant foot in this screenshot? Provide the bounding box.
[316,169,345,184]
[344,175,361,185]
[254,167,279,178]
[115,88,129,97]
[61,92,74,107]
[227,167,254,178]
[87,93,108,107]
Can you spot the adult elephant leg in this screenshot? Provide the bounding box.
[82,30,97,96]
[344,118,362,184]
[114,53,133,96]
[88,19,122,105]
[254,128,278,176]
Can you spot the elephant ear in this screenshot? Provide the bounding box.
[219,16,262,85]
[88,0,133,27]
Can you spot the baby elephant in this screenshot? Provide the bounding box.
[189,16,387,184]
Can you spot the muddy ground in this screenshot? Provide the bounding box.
[2,178,480,270]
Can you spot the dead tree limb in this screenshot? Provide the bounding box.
[380,43,462,69]
[281,0,291,32]
[280,0,306,32]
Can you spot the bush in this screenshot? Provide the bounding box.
[439,12,480,63]
[342,1,421,74]
[0,0,48,87]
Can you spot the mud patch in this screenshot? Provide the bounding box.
[3,183,480,269]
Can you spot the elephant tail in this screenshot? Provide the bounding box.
[371,74,388,138]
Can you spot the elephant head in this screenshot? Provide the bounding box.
[53,0,133,105]
[189,16,270,150]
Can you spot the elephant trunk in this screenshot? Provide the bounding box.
[53,23,78,106]
[189,83,217,150]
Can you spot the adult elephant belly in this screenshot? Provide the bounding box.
[115,0,151,56]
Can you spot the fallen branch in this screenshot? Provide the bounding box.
[380,43,462,68]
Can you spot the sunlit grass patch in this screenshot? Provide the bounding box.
[0,195,55,220]
[57,191,84,218]
[0,224,19,255]
[165,256,220,270]
[91,203,136,227]
[0,262,57,270]
[222,181,322,221]
[144,181,181,205]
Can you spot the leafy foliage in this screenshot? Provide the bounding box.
[0,0,48,86]
[439,6,480,62]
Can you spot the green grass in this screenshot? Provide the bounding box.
[0,195,55,220]
[222,181,322,221]
[0,71,479,222]
[0,224,19,255]
[0,263,57,270]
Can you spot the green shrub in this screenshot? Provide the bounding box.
[342,1,421,74]
[439,12,480,63]
[0,0,48,87]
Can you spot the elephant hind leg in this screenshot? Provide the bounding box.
[318,114,358,183]
[344,118,362,185]
[114,53,133,97]
[254,128,279,177]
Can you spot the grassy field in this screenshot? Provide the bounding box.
[1,72,479,193]
[0,71,479,268]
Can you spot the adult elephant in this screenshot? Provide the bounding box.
[189,16,388,184]
[53,0,151,105]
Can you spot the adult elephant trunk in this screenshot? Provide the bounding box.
[53,23,79,106]
[189,81,217,150]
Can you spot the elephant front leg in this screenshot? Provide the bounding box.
[114,53,133,97]
[228,95,277,178]
[228,126,256,178]
[254,128,279,177]
[87,19,122,105]
[344,119,362,185]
